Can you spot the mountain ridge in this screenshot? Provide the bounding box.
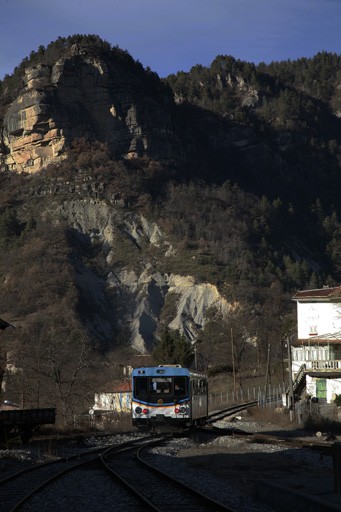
[0,35,340,418]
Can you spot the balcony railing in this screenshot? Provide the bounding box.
[309,360,341,370]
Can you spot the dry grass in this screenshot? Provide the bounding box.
[246,405,298,428]
[208,370,286,396]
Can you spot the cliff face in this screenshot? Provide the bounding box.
[37,199,234,354]
[1,45,179,173]
[41,198,234,353]
[0,43,289,186]
[1,42,308,200]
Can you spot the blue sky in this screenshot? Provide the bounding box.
[1,0,340,80]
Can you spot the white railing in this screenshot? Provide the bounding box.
[309,360,341,370]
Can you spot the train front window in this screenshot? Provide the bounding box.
[134,377,148,397]
[150,377,171,395]
[174,377,187,397]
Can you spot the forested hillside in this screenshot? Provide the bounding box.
[0,35,340,422]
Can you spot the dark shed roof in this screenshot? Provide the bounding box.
[292,286,341,301]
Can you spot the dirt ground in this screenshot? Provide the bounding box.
[176,416,336,498]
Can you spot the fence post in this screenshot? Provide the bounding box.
[297,401,302,425]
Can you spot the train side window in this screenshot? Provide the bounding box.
[134,377,148,397]
[200,379,206,394]
[174,377,187,396]
[192,378,198,395]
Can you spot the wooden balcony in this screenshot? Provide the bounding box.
[307,360,341,371]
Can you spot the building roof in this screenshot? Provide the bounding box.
[95,381,132,393]
[292,286,341,301]
[292,331,341,345]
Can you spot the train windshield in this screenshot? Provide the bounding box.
[150,377,172,394]
[174,377,187,396]
[134,377,148,397]
[133,376,188,400]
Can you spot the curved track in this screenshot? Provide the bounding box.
[0,443,111,511]
[0,437,154,511]
[0,435,239,512]
[101,436,238,512]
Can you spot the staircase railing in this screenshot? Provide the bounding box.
[292,363,306,396]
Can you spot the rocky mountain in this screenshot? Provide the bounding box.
[1,41,180,174]
[0,35,340,362]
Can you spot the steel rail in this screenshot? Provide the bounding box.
[207,400,258,423]
[0,435,154,512]
[101,435,239,512]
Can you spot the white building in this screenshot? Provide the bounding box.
[291,286,341,403]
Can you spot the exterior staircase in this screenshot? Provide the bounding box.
[292,363,307,399]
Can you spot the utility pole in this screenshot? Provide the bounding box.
[231,328,236,396]
[287,338,294,414]
[264,343,271,401]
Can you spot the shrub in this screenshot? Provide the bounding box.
[334,394,341,406]
[207,365,233,377]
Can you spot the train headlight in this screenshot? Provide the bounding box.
[175,406,186,414]
[135,407,142,414]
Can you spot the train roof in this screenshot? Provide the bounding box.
[132,366,206,378]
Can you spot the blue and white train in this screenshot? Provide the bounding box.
[131,365,208,432]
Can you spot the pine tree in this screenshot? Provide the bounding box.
[152,327,194,367]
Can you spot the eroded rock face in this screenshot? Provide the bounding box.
[44,199,233,352]
[1,49,179,173]
[106,269,233,353]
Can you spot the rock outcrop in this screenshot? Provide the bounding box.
[0,41,294,192]
[1,46,180,173]
[107,269,233,353]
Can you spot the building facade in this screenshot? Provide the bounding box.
[89,380,132,427]
[291,286,341,403]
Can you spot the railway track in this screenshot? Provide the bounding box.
[0,436,155,511]
[102,436,238,512]
[207,400,266,424]
[2,401,328,512]
[0,442,111,511]
[204,402,335,454]
[0,435,239,512]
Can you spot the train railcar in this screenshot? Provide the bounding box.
[131,365,208,432]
